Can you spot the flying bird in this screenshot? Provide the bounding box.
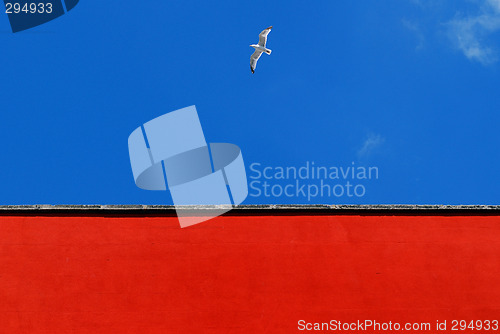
[250,26,272,73]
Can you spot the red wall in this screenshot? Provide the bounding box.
[1,214,499,333]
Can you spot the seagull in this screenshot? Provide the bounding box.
[250,26,272,74]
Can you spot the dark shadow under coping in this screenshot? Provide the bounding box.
[0,205,499,217]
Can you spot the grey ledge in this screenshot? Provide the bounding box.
[0,204,499,211]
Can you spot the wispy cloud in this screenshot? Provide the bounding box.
[489,0,500,12]
[357,133,385,159]
[402,19,426,50]
[446,0,500,65]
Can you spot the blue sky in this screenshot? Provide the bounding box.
[1,0,499,205]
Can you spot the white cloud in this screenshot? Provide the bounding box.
[447,0,500,65]
[357,133,385,159]
[402,19,426,50]
[488,0,500,12]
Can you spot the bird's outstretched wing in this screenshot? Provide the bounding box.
[258,26,272,47]
[250,50,263,73]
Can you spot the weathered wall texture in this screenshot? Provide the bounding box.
[1,210,499,333]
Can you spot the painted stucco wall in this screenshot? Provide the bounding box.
[1,211,499,333]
